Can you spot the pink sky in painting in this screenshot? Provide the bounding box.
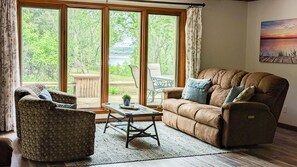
[261,18,297,39]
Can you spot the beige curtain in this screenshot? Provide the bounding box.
[186,7,202,79]
[0,0,20,131]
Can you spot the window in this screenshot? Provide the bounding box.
[108,11,141,104]
[19,2,185,110]
[147,14,178,105]
[21,7,60,90]
[67,8,102,108]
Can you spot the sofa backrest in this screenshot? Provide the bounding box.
[197,68,289,121]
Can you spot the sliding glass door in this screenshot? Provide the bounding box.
[67,8,102,108]
[147,14,178,105]
[108,11,141,104]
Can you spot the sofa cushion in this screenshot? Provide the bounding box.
[224,86,244,104]
[163,99,193,114]
[233,86,255,102]
[178,103,220,120]
[209,87,230,107]
[195,108,222,129]
[194,122,221,147]
[182,78,211,104]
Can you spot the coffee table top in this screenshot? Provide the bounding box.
[103,103,163,117]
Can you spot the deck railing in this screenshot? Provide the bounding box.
[23,74,134,98]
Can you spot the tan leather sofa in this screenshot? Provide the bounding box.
[162,68,289,147]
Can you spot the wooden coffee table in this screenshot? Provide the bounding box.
[102,103,163,148]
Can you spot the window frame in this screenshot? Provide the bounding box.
[17,0,186,112]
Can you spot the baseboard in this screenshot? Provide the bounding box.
[278,123,297,132]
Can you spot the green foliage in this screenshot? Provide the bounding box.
[21,8,177,89]
[109,87,120,95]
[122,94,131,100]
[68,8,102,75]
[148,15,177,75]
[109,62,132,77]
[22,8,60,82]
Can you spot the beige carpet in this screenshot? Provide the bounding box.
[66,122,242,166]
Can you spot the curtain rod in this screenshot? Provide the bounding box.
[119,0,206,7]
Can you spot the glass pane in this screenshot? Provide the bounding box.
[21,7,60,90]
[147,14,178,105]
[67,8,102,108]
[108,11,141,104]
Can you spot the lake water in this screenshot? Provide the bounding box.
[109,54,131,65]
[260,38,297,57]
[109,46,133,65]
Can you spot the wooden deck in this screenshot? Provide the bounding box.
[260,55,297,64]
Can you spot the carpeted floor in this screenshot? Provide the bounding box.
[66,122,242,166]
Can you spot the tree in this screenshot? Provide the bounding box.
[22,8,59,82]
[21,8,178,84]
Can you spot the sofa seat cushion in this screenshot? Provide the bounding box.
[163,99,193,114]
[195,107,222,129]
[178,103,219,120]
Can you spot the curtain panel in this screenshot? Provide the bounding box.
[0,0,20,131]
[186,7,202,79]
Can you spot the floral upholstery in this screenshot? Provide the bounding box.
[14,84,45,138]
[15,85,96,162]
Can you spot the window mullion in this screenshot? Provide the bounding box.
[140,10,148,106]
[101,6,109,105]
[60,5,67,92]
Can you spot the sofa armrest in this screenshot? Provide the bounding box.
[163,87,184,100]
[222,101,269,111]
[48,90,77,104]
[222,102,277,147]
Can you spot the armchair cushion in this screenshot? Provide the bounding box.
[54,102,77,109]
[39,89,53,101]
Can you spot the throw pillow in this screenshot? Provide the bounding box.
[182,78,211,104]
[54,102,77,109]
[223,86,244,104]
[38,89,53,101]
[233,86,255,102]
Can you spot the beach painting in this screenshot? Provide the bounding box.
[260,18,297,64]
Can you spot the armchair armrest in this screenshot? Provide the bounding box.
[163,87,184,100]
[48,90,77,104]
[222,102,277,147]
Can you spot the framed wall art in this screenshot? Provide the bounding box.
[260,18,297,64]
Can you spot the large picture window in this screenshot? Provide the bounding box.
[21,7,60,90]
[18,2,185,110]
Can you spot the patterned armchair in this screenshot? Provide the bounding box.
[14,84,96,162]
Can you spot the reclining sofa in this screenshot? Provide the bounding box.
[162,68,289,147]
